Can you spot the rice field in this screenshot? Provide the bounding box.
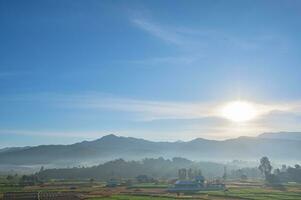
[1,180,301,200]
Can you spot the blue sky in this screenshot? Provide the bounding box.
[1,0,301,147]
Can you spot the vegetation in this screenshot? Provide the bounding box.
[37,157,226,180]
[199,187,301,200]
[1,157,301,200]
[274,164,301,183]
[128,183,169,189]
[89,195,181,200]
[258,157,272,179]
[257,156,301,184]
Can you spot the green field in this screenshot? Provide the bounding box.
[128,183,169,189]
[89,195,178,200]
[1,179,301,200]
[199,187,301,200]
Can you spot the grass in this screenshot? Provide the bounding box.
[199,187,301,200]
[0,185,23,193]
[88,195,187,200]
[128,183,169,189]
[1,180,301,200]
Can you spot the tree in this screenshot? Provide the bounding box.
[222,166,227,181]
[258,156,272,181]
[274,168,281,176]
[6,175,14,182]
[19,175,41,186]
[188,168,194,180]
[39,166,44,172]
[240,174,248,181]
[281,165,287,172]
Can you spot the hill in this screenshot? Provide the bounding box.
[0,134,300,166]
[258,132,301,141]
[37,157,227,180]
[0,146,30,153]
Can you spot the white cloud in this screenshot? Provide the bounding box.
[131,18,186,45]
[0,129,109,140]
[56,93,301,122]
[3,92,301,122]
[3,93,301,140]
[131,17,288,52]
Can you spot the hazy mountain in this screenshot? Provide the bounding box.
[0,134,300,166]
[258,132,301,141]
[0,146,31,153]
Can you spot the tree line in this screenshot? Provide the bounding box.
[258,156,301,184]
[4,156,301,185]
[36,157,225,181]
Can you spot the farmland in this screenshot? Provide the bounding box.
[1,178,301,200]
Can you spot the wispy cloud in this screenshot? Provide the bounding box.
[131,17,288,52]
[128,16,290,70]
[73,98,214,120]
[0,129,108,139]
[130,17,214,50]
[2,93,301,140]
[131,18,186,46]
[9,92,300,121]
[76,97,301,121]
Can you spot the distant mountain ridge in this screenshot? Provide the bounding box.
[0,133,300,166]
[258,132,301,141]
[0,146,31,153]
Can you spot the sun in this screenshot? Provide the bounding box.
[221,101,257,122]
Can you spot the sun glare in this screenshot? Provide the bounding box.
[221,101,257,122]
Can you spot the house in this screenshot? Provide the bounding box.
[168,168,225,193]
[168,168,205,193]
[136,175,154,183]
[167,180,203,193]
[106,179,120,187]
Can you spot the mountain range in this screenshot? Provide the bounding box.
[0,132,300,167]
[258,132,301,140]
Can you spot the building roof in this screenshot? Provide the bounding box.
[175,180,197,185]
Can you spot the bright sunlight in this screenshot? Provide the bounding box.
[221,101,258,122]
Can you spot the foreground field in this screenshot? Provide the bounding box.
[90,195,179,200]
[1,181,301,200]
[89,186,301,200]
[199,187,301,200]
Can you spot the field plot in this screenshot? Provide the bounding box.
[76,182,301,200]
[199,187,301,200]
[89,195,198,200]
[1,181,301,200]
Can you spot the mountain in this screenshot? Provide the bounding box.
[0,134,300,166]
[0,146,31,153]
[258,132,301,141]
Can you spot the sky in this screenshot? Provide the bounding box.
[1,0,301,147]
